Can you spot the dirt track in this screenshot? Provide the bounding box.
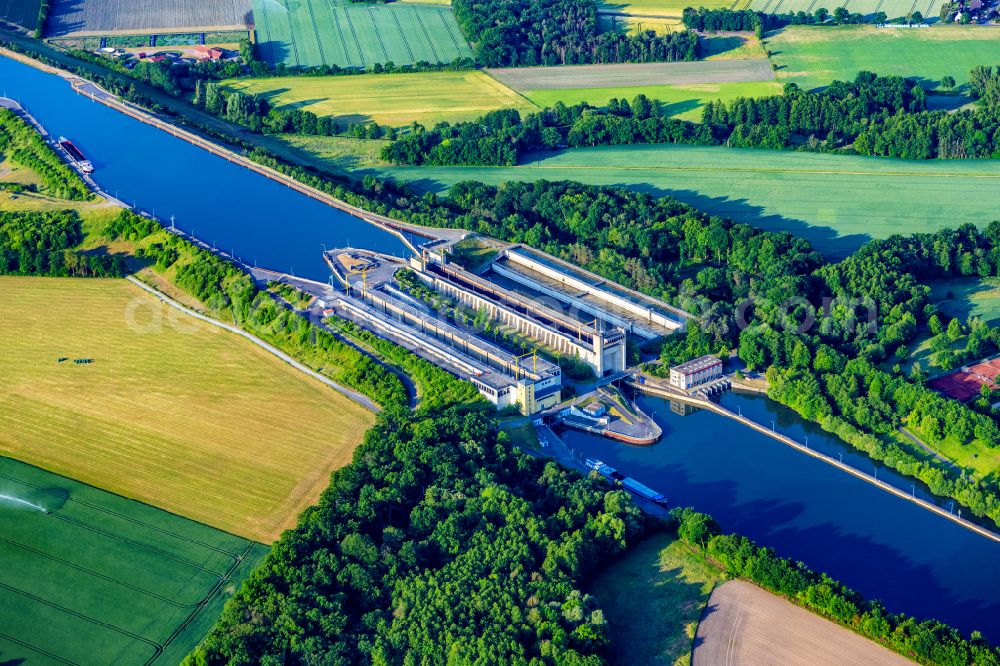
[486,59,774,91]
[692,581,914,666]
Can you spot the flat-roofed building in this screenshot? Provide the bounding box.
[669,355,723,390]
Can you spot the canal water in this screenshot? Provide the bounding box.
[4,52,1000,640]
[0,54,410,281]
[559,391,1000,640]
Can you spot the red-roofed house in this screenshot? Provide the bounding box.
[193,46,225,61]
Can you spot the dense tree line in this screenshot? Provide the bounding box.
[453,0,698,66]
[0,210,124,277]
[33,0,51,38]
[672,508,1000,665]
[681,6,889,33]
[187,401,649,664]
[0,109,92,200]
[190,80,394,139]
[381,97,712,165]
[381,70,1000,164]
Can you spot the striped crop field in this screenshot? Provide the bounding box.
[767,26,1000,92]
[373,144,1000,259]
[224,70,537,126]
[0,0,41,31]
[0,456,269,665]
[46,0,252,37]
[252,0,471,68]
[0,276,375,542]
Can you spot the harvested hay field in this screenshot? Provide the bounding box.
[0,456,269,665]
[224,70,536,127]
[692,580,913,665]
[0,276,375,542]
[46,0,253,37]
[486,59,775,91]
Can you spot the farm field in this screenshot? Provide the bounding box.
[0,0,40,31]
[46,0,252,37]
[523,81,782,121]
[223,71,537,127]
[692,580,912,665]
[931,277,1000,327]
[588,532,721,665]
[251,0,471,68]
[599,0,730,18]
[487,59,775,91]
[0,456,269,665]
[735,0,936,18]
[600,14,682,34]
[0,276,375,542]
[767,26,1000,91]
[374,144,1000,258]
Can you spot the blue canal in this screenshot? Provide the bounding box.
[559,391,1000,640]
[4,53,1000,640]
[0,54,409,281]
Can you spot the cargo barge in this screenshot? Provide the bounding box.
[57,137,93,173]
[585,458,667,506]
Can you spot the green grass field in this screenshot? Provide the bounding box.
[374,144,1000,259]
[524,81,782,121]
[0,0,41,30]
[0,456,269,665]
[589,532,722,665]
[767,26,1000,91]
[224,71,538,127]
[251,0,471,68]
[0,276,374,542]
[931,277,1000,327]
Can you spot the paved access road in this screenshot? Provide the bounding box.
[692,580,914,666]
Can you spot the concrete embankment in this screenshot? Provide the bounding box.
[627,376,1000,544]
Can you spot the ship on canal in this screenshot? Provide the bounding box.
[57,137,93,173]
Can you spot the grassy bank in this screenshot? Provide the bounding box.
[589,532,722,665]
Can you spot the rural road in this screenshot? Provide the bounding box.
[692,580,914,666]
[126,276,381,413]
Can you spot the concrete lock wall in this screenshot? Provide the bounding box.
[426,273,607,373]
[503,249,685,334]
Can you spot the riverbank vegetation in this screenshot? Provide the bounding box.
[0,209,125,277]
[671,508,1000,665]
[588,531,721,665]
[0,108,92,199]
